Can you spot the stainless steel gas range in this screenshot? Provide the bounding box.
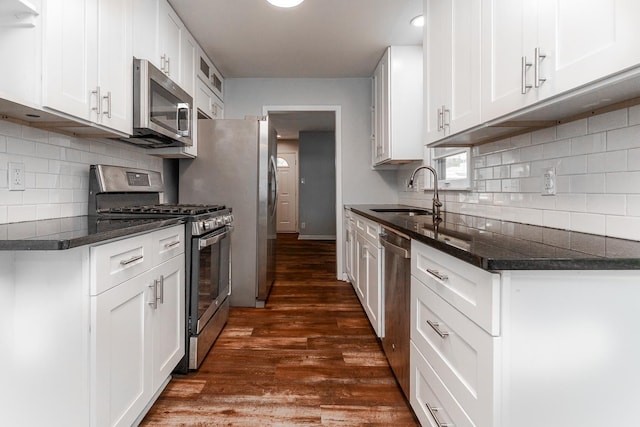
[89,164,233,372]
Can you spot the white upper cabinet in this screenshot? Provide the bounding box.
[538,0,640,97]
[482,0,640,123]
[424,0,481,144]
[372,46,423,166]
[158,0,181,81]
[42,0,132,135]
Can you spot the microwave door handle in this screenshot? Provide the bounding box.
[177,103,190,137]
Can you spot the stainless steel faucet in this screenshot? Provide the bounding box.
[408,165,443,219]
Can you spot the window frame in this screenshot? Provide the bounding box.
[431,146,472,191]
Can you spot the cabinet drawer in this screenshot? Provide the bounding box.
[411,277,497,427]
[91,233,154,295]
[152,225,185,264]
[410,342,474,427]
[411,240,500,335]
[354,214,380,246]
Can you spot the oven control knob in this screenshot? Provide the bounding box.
[203,221,210,231]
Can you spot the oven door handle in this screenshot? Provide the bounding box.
[198,226,234,249]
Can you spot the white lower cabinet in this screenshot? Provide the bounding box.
[345,209,382,337]
[92,254,184,427]
[0,224,185,427]
[410,239,640,427]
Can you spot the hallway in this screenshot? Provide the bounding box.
[142,234,418,426]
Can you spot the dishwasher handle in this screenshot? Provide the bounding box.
[379,232,410,259]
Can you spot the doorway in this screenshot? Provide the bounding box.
[263,105,343,278]
[276,149,298,233]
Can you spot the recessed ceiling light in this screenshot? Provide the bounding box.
[267,0,304,8]
[410,15,424,27]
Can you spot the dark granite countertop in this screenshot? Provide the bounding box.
[348,204,640,270]
[0,216,186,250]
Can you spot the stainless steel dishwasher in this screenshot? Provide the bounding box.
[379,225,411,398]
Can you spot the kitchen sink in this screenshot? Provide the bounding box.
[371,208,433,216]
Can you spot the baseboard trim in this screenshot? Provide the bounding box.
[297,234,336,241]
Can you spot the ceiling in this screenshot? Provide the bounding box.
[168,0,423,139]
[168,0,423,78]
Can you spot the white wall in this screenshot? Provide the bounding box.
[399,105,640,241]
[0,119,163,225]
[224,78,399,205]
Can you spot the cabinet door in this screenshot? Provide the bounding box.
[424,0,450,143]
[372,52,389,164]
[481,0,538,121]
[355,233,367,302]
[158,0,182,80]
[151,255,185,392]
[42,0,98,122]
[449,0,481,134]
[92,271,153,427]
[180,32,197,96]
[96,0,133,134]
[132,0,160,69]
[364,243,381,336]
[538,0,640,98]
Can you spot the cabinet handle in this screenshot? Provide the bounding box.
[437,107,443,131]
[521,56,532,94]
[534,47,546,88]
[426,320,449,338]
[426,268,448,281]
[157,275,164,304]
[164,240,180,249]
[102,91,112,119]
[148,280,158,309]
[166,57,171,75]
[425,402,452,427]
[120,254,143,266]
[91,86,102,115]
[443,106,451,132]
[160,54,167,73]
[361,246,368,259]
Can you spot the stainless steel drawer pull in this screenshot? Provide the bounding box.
[426,403,452,427]
[164,240,180,249]
[120,254,143,266]
[427,320,449,339]
[426,268,448,281]
[534,47,546,88]
[158,275,164,304]
[521,56,532,94]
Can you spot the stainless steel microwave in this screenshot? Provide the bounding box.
[129,58,193,148]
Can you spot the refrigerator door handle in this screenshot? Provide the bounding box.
[269,155,278,217]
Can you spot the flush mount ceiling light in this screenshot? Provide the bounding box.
[410,15,424,27]
[266,0,304,7]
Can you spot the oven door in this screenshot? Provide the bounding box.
[190,225,232,335]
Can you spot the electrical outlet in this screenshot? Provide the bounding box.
[301,222,306,229]
[9,162,25,191]
[542,167,556,195]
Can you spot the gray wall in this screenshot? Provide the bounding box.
[299,131,336,238]
[223,78,399,205]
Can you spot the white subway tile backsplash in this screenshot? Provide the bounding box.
[627,195,640,216]
[555,194,587,212]
[570,212,606,234]
[531,126,557,144]
[586,194,626,215]
[605,171,640,194]
[519,144,544,162]
[606,216,640,241]
[486,153,503,167]
[486,179,502,192]
[571,133,606,155]
[557,155,587,175]
[543,210,571,229]
[630,105,640,126]
[0,119,163,224]
[493,165,510,179]
[476,167,493,180]
[607,124,640,151]
[502,149,520,165]
[557,119,588,139]
[510,163,530,178]
[588,109,628,133]
[543,139,571,159]
[628,148,640,171]
[510,133,532,148]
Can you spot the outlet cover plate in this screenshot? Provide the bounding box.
[9,162,26,191]
[542,167,556,195]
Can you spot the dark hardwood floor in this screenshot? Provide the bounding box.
[141,233,418,426]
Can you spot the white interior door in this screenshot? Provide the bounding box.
[276,152,298,233]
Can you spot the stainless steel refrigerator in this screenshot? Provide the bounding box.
[179,117,277,307]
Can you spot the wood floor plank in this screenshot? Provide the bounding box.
[141,234,418,426]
